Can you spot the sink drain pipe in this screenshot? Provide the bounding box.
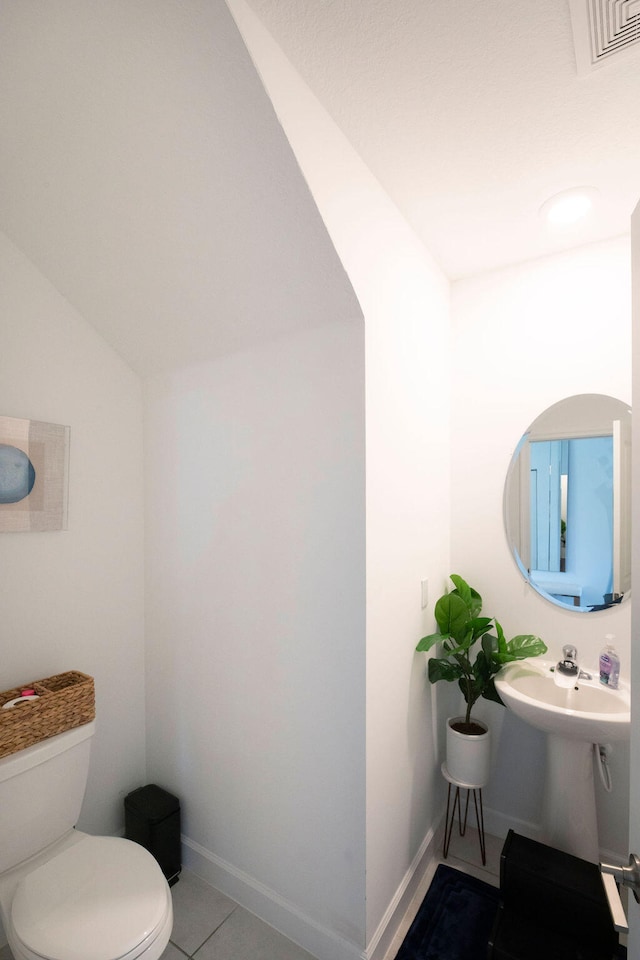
[594,743,613,792]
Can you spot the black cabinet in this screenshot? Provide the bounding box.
[489,831,619,959]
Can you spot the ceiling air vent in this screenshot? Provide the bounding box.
[570,0,640,73]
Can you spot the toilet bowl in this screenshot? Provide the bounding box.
[0,722,173,960]
[1,832,172,960]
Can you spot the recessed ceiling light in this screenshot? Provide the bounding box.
[540,187,599,226]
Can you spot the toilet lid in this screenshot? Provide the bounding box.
[12,836,169,960]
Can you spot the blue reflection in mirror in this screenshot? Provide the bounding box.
[504,394,631,613]
[530,436,614,608]
[0,444,36,503]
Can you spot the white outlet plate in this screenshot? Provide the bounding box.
[420,579,429,609]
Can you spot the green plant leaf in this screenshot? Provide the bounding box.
[434,593,470,642]
[481,632,497,660]
[428,658,463,684]
[416,632,447,653]
[472,648,493,682]
[450,574,472,604]
[494,619,508,657]
[468,616,493,640]
[449,575,483,618]
[482,677,504,706]
[458,675,482,710]
[468,588,483,619]
[445,628,476,656]
[416,574,546,725]
[505,635,548,660]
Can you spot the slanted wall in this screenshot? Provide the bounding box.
[226,2,452,955]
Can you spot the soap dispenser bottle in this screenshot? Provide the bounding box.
[599,635,620,689]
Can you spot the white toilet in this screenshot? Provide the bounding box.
[0,721,173,960]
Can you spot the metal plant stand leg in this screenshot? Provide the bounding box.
[473,787,486,865]
[443,782,458,859]
[461,789,471,836]
[442,779,486,866]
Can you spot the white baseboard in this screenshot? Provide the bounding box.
[482,805,542,844]
[182,823,443,960]
[365,819,442,960]
[184,810,625,960]
[182,836,367,960]
[482,806,626,864]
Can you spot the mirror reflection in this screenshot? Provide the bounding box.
[504,395,631,612]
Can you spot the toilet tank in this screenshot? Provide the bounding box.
[0,721,95,873]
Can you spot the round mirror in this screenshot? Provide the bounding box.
[504,395,631,612]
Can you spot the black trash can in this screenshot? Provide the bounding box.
[125,784,181,886]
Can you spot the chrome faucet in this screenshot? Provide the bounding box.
[555,645,592,686]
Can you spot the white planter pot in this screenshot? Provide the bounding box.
[445,716,491,787]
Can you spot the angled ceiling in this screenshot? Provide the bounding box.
[2,1,639,378]
[0,0,361,375]
[243,0,640,278]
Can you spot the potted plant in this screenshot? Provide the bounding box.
[416,574,547,785]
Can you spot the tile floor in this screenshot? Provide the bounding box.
[161,870,319,960]
[0,823,494,960]
[0,868,316,960]
[0,824,622,959]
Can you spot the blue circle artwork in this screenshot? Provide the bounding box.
[0,444,36,503]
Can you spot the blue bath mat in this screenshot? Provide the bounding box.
[394,864,500,960]
[394,864,627,960]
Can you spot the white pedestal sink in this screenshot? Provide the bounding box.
[495,659,630,863]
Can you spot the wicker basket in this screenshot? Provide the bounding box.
[0,671,95,759]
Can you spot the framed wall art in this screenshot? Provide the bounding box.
[0,416,70,532]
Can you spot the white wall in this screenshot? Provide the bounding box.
[2,4,371,957]
[628,199,640,957]
[225,4,452,955]
[451,236,632,857]
[0,1,361,378]
[5,6,633,954]
[0,230,146,836]
[144,322,366,957]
